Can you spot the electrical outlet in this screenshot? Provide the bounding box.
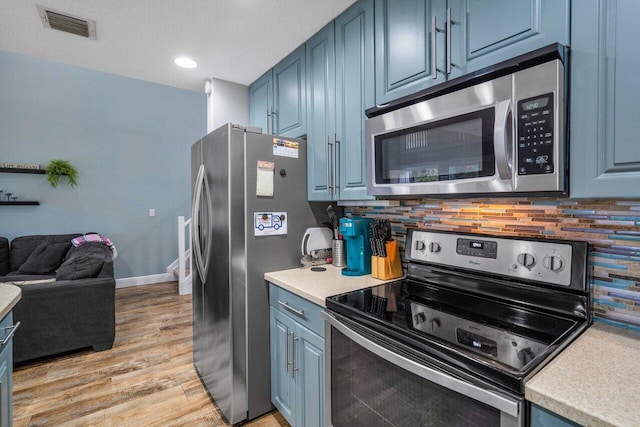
[149,208,155,217]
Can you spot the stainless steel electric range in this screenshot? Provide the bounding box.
[323,229,590,427]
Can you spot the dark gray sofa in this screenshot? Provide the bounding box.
[0,234,116,365]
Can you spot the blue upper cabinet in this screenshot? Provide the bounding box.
[306,22,336,201]
[249,46,306,138]
[335,0,375,201]
[307,0,375,201]
[448,0,570,78]
[273,45,306,138]
[570,0,640,198]
[249,70,273,134]
[374,0,446,106]
[373,0,569,106]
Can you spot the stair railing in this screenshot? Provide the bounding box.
[178,216,192,295]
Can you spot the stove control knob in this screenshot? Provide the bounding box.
[414,312,427,325]
[428,242,441,253]
[430,318,441,331]
[543,255,565,272]
[517,347,536,364]
[516,253,536,269]
[415,240,426,251]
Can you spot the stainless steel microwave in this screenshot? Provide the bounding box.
[366,46,567,198]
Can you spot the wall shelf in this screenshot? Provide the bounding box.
[0,201,40,206]
[0,167,45,175]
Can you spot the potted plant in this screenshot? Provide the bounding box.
[45,159,79,188]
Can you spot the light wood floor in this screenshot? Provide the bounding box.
[13,282,291,427]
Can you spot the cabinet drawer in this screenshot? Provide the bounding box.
[269,284,324,337]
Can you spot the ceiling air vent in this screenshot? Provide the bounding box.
[36,5,97,40]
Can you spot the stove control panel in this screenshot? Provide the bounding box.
[409,230,574,287]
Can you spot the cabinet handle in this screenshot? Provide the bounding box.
[0,321,20,348]
[292,335,299,379]
[278,300,305,317]
[333,134,340,199]
[270,107,277,134]
[431,16,438,79]
[327,137,334,196]
[446,7,453,75]
[266,107,271,134]
[285,328,292,373]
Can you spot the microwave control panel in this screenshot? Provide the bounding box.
[517,93,554,175]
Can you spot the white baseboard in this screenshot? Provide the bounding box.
[115,273,175,289]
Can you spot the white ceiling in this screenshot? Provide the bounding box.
[0,0,357,92]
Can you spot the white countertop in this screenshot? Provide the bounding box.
[0,283,22,320]
[526,323,640,427]
[265,264,402,307]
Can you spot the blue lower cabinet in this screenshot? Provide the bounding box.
[530,404,581,427]
[0,312,15,427]
[269,284,324,427]
[295,324,324,427]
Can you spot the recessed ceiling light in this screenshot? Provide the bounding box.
[174,57,197,69]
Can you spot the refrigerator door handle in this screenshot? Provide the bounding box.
[192,164,211,282]
[200,165,213,278]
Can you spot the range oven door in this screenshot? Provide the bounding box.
[322,310,524,427]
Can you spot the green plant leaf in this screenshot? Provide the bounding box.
[45,159,79,188]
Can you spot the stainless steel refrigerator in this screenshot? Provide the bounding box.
[190,123,321,424]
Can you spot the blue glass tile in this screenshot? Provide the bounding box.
[593,298,627,308]
[592,280,630,289]
[627,324,640,334]
[594,317,629,330]
[591,252,629,261]
[420,204,442,209]
[612,278,638,286]
[541,230,556,235]
[592,261,628,270]
[562,209,596,215]
[631,257,640,263]
[609,234,640,242]
[423,217,440,221]
[610,216,640,221]
[532,200,563,206]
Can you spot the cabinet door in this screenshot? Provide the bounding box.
[448,0,570,78]
[249,70,273,134]
[530,404,580,427]
[273,45,306,138]
[335,0,375,201]
[374,0,446,105]
[294,324,325,427]
[0,313,12,427]
[306,23,336,201]
[269,308,295,425]
[570,0,640,197]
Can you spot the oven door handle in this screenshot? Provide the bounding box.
[322,310,521,418]
[494,99,513,180]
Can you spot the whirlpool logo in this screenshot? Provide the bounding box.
[468,260,482,266]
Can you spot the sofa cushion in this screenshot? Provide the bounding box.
[9,234,81,272]
[18,242,72,275]
[0,237,9,276]
[57,243,110,280]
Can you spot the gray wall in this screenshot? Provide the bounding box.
[211,78,249,130]
[0,50,206,279]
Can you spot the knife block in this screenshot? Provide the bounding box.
[371,240,403,280]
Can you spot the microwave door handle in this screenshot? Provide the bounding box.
[494,100,512,180]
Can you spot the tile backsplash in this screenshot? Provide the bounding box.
[345,198,640,332]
